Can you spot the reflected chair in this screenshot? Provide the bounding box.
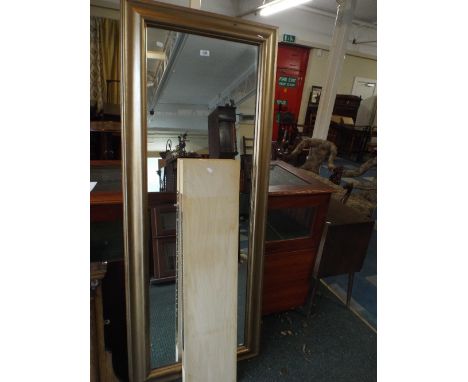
[242,136,254,155]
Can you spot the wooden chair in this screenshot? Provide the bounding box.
[240,136,254,194]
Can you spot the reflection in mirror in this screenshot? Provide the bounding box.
[145,27,258,369]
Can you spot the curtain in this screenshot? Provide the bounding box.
[90,17,120,113]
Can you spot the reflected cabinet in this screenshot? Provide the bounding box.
[149,192,177,282]
[208,105,238,159]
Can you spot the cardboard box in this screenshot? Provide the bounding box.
[331,114,342,124]
[341,116,354,126]
[331,114,354,126]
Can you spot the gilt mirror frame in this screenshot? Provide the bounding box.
[121,1,277,380]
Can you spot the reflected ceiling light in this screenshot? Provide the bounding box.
[258,0,313,16]
[147,51,166,60]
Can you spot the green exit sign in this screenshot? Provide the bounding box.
[283,34,296,43]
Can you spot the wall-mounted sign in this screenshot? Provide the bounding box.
[283,34,296,43]
[278,76,297,87]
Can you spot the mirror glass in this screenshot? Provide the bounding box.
[145,26,259,369]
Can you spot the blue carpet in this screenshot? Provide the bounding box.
[320,157,377,329]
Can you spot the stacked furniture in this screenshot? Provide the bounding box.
[304,94,371,161]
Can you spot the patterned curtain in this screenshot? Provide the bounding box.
[90,17,120,113]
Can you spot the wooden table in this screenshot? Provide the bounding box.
[305,198,375,313]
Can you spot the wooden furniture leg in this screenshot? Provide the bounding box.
[304,277,320,317]
[346,272,355,308]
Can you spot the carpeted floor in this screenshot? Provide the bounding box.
[169,286,376,382]
[149,262,248,369]
[237,287,376,381]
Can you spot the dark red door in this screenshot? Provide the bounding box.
[273,43,310,141]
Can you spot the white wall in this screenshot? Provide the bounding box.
[148,131,209,156]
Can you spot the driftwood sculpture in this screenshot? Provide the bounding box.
[338,154,377,205]
[343,156,377,178]
[287,138,338,174]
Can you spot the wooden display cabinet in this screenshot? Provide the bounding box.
[262,161,335,315]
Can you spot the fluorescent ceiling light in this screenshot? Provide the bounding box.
[259,0,313,16]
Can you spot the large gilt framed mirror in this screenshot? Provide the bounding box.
[121,1,277,380]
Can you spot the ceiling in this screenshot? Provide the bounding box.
[92,0,376,129]
[154,33,258,106]
[304,0,377,24]
[146,29,258,129]
[92,0,377,25]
